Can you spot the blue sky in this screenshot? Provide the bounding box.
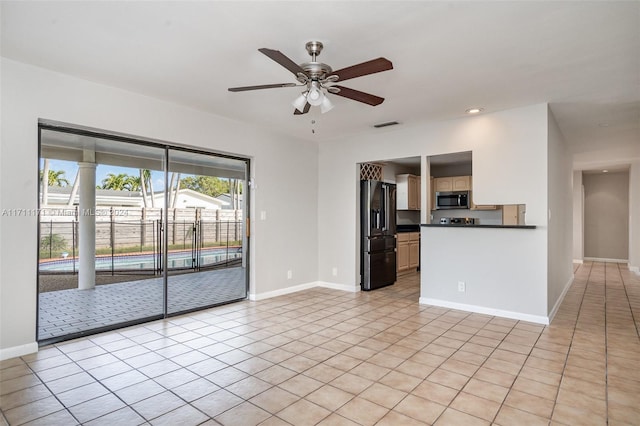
[42,159,166,189]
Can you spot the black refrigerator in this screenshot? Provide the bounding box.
[360,180,397,291]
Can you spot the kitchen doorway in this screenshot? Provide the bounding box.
[358,157,422,296]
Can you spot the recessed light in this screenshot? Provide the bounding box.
[598,123,610,127]
[602,170,608,173]
[466,108,484,114]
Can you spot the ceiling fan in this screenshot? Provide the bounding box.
[228,41,393,115]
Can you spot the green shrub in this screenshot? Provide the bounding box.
[40,234,67,256]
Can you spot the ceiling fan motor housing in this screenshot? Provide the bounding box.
[302,41,332,80]
[301,62,333,80]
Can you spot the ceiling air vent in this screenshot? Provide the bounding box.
[373,121,400,128]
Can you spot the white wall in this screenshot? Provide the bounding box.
[318,104,550,318]
[547,108,574,319]
[629,161,640,274]
[583,171,630,260]
[421,227,547,322]
[572,171,584,262]
[0,58,319,358]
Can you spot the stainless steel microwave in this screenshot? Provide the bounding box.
[435,191,470,210]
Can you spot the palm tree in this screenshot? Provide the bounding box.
[139,169,155,207]
[124,175,141,192]
[67,170,80,206]
[40,160,69,206]
[40,168,70,187]
[100,173,131,190]
[139,170,148,207]
[41,159,50,206]
[170,173,181,208]
[147,171,156,208]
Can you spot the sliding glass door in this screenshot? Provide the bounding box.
[37,125,249,344]
[165,148,248,314]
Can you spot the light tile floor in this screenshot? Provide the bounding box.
[38,268,247,341]
[2,262,639,425]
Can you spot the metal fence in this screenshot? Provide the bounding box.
[39,218,243,275]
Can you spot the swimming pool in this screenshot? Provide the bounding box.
[39,247,242,272]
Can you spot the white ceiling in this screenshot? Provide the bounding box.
[2,1,639,169]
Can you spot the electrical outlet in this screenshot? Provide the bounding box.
[458,281,466,292]
[332,267,338,276]
[287,270,292,279]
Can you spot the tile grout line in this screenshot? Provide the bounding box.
[548,260,592,425]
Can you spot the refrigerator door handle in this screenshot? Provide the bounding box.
[371,209,380,230]
[381,185,387,232]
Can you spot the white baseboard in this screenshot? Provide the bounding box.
[419,297,549,325]
[0,342,38,361]
[629,265,640,276]
[584,257,628,263]
[249,282,317,301]
[316,281,359,292]
[572,259,584,264]
[548,274,574,324]
[249,281,356,301]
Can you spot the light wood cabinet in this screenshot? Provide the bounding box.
[434,177,453,192]
[453,176,470,191]
[430,176,435,212]
[396,174,420,210]
[397,233,410,272]
[398,232,420,272]
[408,232,420,269]
[434,176,470,192]
[502,204,526,225]
[470,200,497,210]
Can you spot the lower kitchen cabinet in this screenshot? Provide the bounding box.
[398,232,420,272]
[397,233,409,272]
[409,233,420,269]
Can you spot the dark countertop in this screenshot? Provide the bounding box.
[397,225,421,233]
[421,223,536,229]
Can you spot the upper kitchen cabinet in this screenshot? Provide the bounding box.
[469,176,497,210]
[396,174,420,210]
[434,175,470,192]
[502,204,526,225]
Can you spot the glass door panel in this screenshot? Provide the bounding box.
[38,128,166,343]
[166,148,248,314]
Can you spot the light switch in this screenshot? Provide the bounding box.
[260,211,267,220]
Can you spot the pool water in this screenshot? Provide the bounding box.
[39,247,242,272]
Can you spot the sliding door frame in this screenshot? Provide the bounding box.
[37,121,251,345]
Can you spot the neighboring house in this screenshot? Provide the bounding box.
[40,186,228,209]
[42,186,143,207]
[150,188,228,210]
[215,193,243,210]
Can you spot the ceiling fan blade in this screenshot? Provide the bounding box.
[331,85,384,106]
[259,48,306,76]
[332,58,393,82]
[294,103,311,115]
[228,83,297,92]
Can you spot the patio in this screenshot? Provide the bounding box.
[38,267,247,341]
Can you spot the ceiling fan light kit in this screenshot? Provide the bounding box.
[320,96,334,114]
[292,93,308,112]
[229,41,393,115]
[306,81,324,106]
